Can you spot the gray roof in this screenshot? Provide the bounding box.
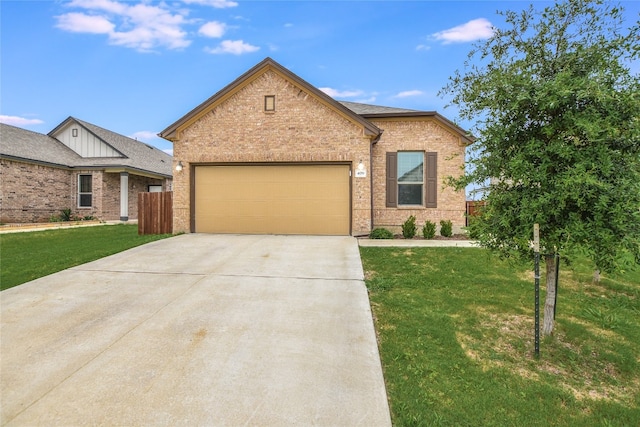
[339,100,475,145]
[1,123,83,167]
[67,117,172,177]
[1,118,173,178]
[339,101,421,115]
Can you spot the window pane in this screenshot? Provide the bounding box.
[398,152,423,183]
[398,184,423,205]
[79,175,92,192]
[79,194,92,207]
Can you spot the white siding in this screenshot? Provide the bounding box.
[55,125,121,158]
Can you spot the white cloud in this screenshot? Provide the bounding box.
[205,40,259,55]
[111,2,190,51]
[199,21,226,38]
[416,44,431,52]
[432,18,494,44]
[67,0,127,14]
[319,88,364,98]
[182,0,238,8]
[56,1,197,51]
[395,90,424,98]
[55,12,114,34]
[130,130,160,141]
[284,23,293,28]
[0,115,44,126]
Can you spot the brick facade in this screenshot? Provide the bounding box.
[0,159,170,223]
[173,69,372,234]
[170,65,467,236]
[0,159,74,223]
[370,118,467,234]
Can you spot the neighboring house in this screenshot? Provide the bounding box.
[0,117,173,223]
[160,57,473,236]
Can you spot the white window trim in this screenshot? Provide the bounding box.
[397,151,424,206]
[78,174,93,208]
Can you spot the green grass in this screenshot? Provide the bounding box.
[0,224,173,290]
[360,247,639,426]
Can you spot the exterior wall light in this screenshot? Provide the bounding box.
[175,161,183,172]
[357,161,365,171]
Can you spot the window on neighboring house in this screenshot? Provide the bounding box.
[78,174,92,208]
[386,151,437,208]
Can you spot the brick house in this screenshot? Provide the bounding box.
[0,117,172,223]
[160,57,472,236]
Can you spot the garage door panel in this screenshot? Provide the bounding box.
[195,165,350,235]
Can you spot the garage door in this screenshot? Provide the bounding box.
[194,165,350,235]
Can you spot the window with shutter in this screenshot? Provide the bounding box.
[385,151,437,208]
[426,152,437,208]
[397,152,424,205]
[386,152,397,207]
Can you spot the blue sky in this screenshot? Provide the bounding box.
[2,0,639,156]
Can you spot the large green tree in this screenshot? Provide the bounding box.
[442,0,640,335]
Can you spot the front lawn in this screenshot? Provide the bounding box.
[0,224,172,290]
[360,247,639,426]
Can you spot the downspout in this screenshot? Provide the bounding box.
[369,130,383,232]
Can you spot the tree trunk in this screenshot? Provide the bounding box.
[542,254,557,336]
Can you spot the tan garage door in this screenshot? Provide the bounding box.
[194,165,350,235]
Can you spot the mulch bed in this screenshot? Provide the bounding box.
[392,234,471,241]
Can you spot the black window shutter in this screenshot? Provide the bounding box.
[386,152,398,207]
[426,152,437,208]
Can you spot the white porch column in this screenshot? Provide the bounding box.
[120,172,129,221]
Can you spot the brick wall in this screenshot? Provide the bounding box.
[370,118,467,234]
[0,159,171,223]
[0,159,74,223]
[127,175,167,220]
[173,69,372,234]
[99,172,169,221]
[99,172,119,220]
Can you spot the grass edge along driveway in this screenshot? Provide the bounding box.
[360,246,639,427]
[0,224,172,290]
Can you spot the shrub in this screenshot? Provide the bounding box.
[402,215,417,239]
[369,228,394,239]
[465,217,481,240]
[60,208,73,222]
[440,219,453,237]
[422,220,436,239]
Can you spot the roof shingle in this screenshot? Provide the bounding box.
[1,119,173,178]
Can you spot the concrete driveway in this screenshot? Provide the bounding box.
[1,234,391,426]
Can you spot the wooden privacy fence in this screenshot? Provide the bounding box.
[466,200,486,226]
[138,191,173,235]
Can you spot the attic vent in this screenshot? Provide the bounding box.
[264,95,275,112]
[72,128,78,137]
[145,144,154,149]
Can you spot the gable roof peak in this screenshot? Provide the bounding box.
[160,57,381,141]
